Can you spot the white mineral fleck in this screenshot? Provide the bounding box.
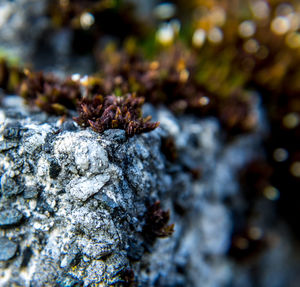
[67,174,110,201]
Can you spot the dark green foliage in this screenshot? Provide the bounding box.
[0,58,24,94]
[0,59,9,90]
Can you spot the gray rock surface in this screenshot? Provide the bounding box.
[0,0,49,61]
[0,237,18,261]
[0,96,264,286]
[0,208,23,228]
[0,0,83,74]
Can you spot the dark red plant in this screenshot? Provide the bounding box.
[143,201,174,243]
[19,71,81,115]
[74,93,159,137]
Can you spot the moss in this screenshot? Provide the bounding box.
[74,93,159,137]
[0,58,24,94]
[19,71,81,115]
[1,62,160,136]
[161,136,178,162]
[143,201,174,244]
[119,268,136,287]
[93,43,258,135]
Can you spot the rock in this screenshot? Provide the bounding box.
[79,239,114,259]
[0,208,23,228]
[67,174,110,201]
[23,186,40,199]
[126,239,144,261]
[1,174,23,197]
[56,276,84,287]
[0,237,18,261]
[0,140,19,151]
[62,121,78,132]
[0,0,49,62]
[21,247,33,268]
[0,95,265,286]
[48,157,61,179]
[3,122,24,140]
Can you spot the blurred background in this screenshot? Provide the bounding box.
[0,0,300,286]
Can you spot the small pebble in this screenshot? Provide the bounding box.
[0,208,23,228]
[0,237,18,261]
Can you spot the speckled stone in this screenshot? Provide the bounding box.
[48,157,61,179]
[0,208,23,228]
[1,175,23,197]
[0,96,265,287]
[3,122,23,140]
[0,237,18,261]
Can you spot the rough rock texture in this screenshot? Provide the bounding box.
[0,95,264,286]
[1,1,300,286]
